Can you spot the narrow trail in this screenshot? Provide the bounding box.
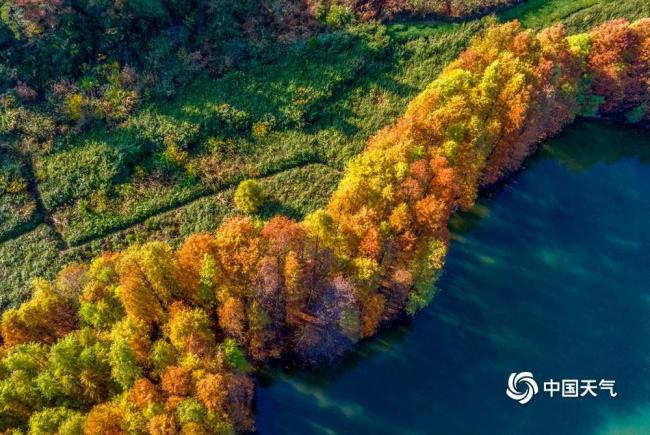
[2,158,341,252]
[64,159,337,249]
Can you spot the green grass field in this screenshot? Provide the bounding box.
[1,0,648,309]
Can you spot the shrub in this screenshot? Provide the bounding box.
[65,93,87,123]
[205,103,250,135]
[251,116,276,139]
[234,179,264,214]
[325,5,354,28]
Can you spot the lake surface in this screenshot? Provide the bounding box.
[255,120,650,435]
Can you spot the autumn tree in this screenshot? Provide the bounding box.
[1,278,76,347]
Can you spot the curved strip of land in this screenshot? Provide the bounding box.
[0,14,648,434]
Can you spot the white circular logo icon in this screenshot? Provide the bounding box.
[506,372,539,404]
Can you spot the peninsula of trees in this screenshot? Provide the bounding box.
[0,14,647,433]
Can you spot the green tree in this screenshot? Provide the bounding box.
[221,339,252,373]
[28,407,80,435]
[234,179,264,214]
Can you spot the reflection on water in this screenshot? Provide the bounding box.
[255,120,650,435]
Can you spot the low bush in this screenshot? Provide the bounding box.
[234,180,264,214]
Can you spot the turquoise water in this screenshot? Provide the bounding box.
[255,120,650,435]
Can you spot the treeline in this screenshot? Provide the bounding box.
[0,0,319,160]
[0,0,316,92]
[1,18,649,434]
[0,0,524,106]
[0,0,520,99]
[319,0,524,21]
[0,0,522,154]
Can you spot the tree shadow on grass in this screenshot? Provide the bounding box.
[258,198,304,221]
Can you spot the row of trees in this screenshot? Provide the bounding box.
[1,18,648,433]
[314,0,523,21]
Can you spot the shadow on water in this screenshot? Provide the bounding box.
[255,119,650,435]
